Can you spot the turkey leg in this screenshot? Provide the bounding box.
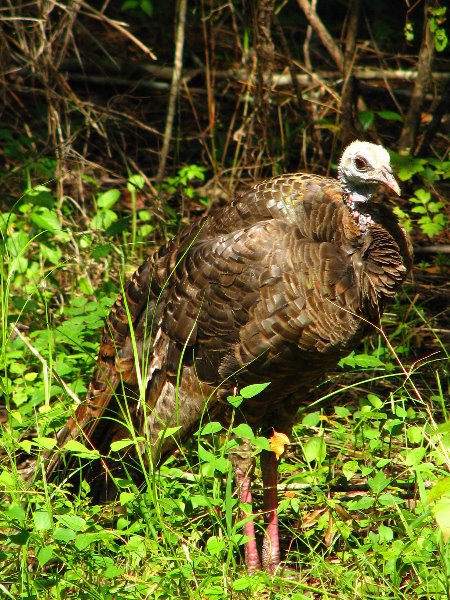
[260,449,281,573]
[231,437,262,572]
[234,462,263,572]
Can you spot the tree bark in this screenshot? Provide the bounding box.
[398,2,435,153]
[341,0,361,145]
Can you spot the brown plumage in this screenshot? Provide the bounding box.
[44,141,412,574]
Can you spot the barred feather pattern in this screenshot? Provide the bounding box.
[45,168,412,487]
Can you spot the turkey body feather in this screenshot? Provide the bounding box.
[43,142,413,574]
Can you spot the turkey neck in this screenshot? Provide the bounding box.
[341,201,412,311]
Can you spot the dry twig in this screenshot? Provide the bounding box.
[296,0,344,70]
[156,0,188,183]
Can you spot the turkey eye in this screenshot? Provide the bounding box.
[355,157,368,171]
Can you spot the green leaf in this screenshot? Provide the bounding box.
[9,531,30,545]
[31,207,69,241]
[227,394,243,407]
[97,189,120,209]
[353,354,384,368]
[432,499,450,541]
[63,440,100,459]
[342,460,359,481]
[206,536,226,556]
[200,422,223,435]
[178,164,206,181]
[426,477,450,504]
[232,423,254,441]
[140,0,153,17]
[304,435,326,464]
[121,0,139,11]
[34,510,52,531]
[190,494,210,508]
[0,469,17,490]
[254,436,271,451]
[110,437,144,452]
[368,471,390,494]
[39,243,62,265]
[407,426,423,444]
[119,492,136,506]
[428,201,443,213]
[405,22,414,42]
[367,394,383,409]
[127,174,145,192]
[7,504,26,522]
[302,411,320,427]
[18,439,32,453]
[55,514,86,531]
[90,209,118,231]
[37,546,53,567]
[33,436,57,450]
[104,564,125,578]
[414,188,431,203]
[418,214,447,237]
[157,425,182,440]
[240,382,271,398]
[348,496,375,510]
[116,478,135,488]
[393,155,425,181]
[335,406,351,418]
[74,531,114,550]
[377,110,403,122]
[233,577,251,591]
[341,352,380,368]
[91,243,112,260]
[198,445,216,465]
[79,276,94,295]
[7,230,29,258]
[358,111,375,130]
[214,456,229,474]
[53,527,76,542]
[378,524,394,543]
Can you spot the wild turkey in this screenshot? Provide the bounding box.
[44,141,412,574]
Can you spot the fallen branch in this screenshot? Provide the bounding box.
[61,60,450,88]
[414,245,450,255]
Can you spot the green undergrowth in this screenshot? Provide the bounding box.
[0,170,449,599]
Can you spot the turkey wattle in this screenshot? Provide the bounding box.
[44,141,412,574]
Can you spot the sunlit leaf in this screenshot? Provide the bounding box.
[97,189,120,209]
[240,382,271,398]
[304,435,326,464]
[110,438,144,452]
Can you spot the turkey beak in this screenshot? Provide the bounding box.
[382,169,401,196]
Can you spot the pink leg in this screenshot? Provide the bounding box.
[260,450,281,573]
[235,466,262,572]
